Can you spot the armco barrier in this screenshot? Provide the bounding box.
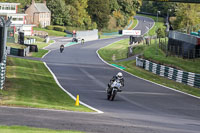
[0,56,6,90]
[136,57,200,88]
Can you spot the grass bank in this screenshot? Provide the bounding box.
[0,126,84,133]
[98,39,129,60]
[6,43,27,49]
[98,39,200,97]
[142,43,200,74]
[0,57,93,112]
[30,39,54,58]
[33,27,66,37]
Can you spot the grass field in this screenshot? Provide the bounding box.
[33,27,66,37]
[0,126,84,133]
[30,40,54,58]
[98,39,200,97]
[98,39,129,61]
[30,49,49,58]
[0,57,93,112]
[6,43,27,49]
[142,43,200,74]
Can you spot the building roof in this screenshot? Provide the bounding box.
[34,3,50,13]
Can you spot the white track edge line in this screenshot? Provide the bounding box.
[43,62,104,114]
[42,50,51,59]
[96,43,200,100]
[133,16,139,30]
[0,106,100,114]
[42,40,56,58]
[43,40,56,49]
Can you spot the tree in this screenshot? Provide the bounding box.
[173,3,200,32]
[156,27,166,44]
[87,0,110,30]
[140,1,176,16]
[109,0,120,13]
[47,0,71,26]
[65,0,95,29]
[113,0,142,28]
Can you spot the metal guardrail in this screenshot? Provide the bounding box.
[0,17,12,90]
[136,57,200,88]
[0,56,6,90]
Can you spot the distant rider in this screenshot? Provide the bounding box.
[107,72,124,92]
[60,44,64,53]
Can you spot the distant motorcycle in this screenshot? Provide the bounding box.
[60,45,64,53]
[107,79,122,101]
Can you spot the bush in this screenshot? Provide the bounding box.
[46,25,54,30]
[53,26,65,32]
[65,26,85,32]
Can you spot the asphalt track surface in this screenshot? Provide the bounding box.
[0,16,200,133]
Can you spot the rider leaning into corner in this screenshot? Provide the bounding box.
[107,72,124,92]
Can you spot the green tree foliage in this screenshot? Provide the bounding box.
[47,0,71,26]
[112,0,142,28]
[140,1,176,16]
[173,3,200,32]
[3,0,141,30]
[87,0,110,30]
[66,0,96,29]
[156,27,166,44]
[109,0,120,13]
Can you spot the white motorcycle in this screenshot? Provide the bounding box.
[107,79,122,101]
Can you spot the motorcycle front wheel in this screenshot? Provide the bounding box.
[107,88,111,100]
[110,89,117,101]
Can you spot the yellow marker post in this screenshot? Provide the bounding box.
[75,95,79,106]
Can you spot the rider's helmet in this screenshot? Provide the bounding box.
[116,72,123,79]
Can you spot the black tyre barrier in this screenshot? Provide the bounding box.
[24,44,38,52]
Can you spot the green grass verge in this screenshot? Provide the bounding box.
[30,40,54,58]
[36,40,54,49]
[6,43,27,49]
[98,39,129,61]
[0,57,93,112]
[31,49,48,58]
[25,36,45,42]
[141,39,200,74]
[98,39,200,97]
[33,27,66,37]
[0,125,84,133]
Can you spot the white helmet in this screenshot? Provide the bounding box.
[117,72,123,79]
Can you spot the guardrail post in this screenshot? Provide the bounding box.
[0,17,12,90]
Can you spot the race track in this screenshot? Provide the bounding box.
[0,16,199,133]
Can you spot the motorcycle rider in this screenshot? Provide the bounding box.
[60,44,64,53]
[107,72,124,93]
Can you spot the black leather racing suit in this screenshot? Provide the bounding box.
[107,76,124,92]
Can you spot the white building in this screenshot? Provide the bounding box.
[0,3,19,14]
[0,2,35,36]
